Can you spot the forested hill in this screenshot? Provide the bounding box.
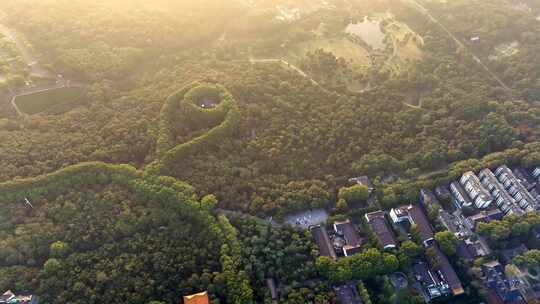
[0,0,540,302]
[0,162,255,303]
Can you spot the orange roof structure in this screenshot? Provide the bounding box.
[183,291,210,304]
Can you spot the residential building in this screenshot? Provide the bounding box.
[479,168,521,215]
[0,291,38,304]
[413,261,449,300]
[333,220,363,257]
[532,167,540,181]
[420,189,440,209]
[450,182,473,209]
[183,291,210,304]
[466,209,504,229]
[390,205,434,247]
[495,165,536,212]
[311,225,337,260]
[481,261,524,304]
[365,211,397,250]
[427,245,465,296]
[460,171,493,209]
[501,244,528,264]
[456,239,489,262]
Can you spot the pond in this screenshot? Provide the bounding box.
[345,16,386,50]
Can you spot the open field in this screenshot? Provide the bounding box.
[289,37,372,67]
[14,86,83,115]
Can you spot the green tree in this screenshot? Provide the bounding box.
[201,194,218,210]
[435,231,459,256]
[338,184,369,204]
[43,258,61,274]
[50,241,70,259]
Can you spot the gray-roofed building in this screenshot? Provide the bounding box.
[413,261,449,300]
[450,182,473,209]
[310,225,337,260]
[334,220,363,257]
[466,209,504,229]
[533,167,540,181]
[427,245,465,296]
[479,168,522,215]
[461,171,494,209]
[390,205,434,247]
[481,261,524,303]
[0,291,38,304]
[365,211,397,250]
[495,165,537,212]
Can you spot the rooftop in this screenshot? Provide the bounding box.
[334,220,362,247]
[183,291,210,304]
[365,211,397,250]
[428,245,464,296]
[311,225,337,260]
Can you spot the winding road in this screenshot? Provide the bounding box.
[404,0,512,91]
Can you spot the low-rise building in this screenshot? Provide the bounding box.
[479,168,522,215]
[427,245,465,296]
[311,225,337,260]
[456,239,489,262]
[481,261,524,304]
[413,261,449,300]
[532,167,540,182]
[183,291,210,304]
[365,211,397,250]
[466,209,504,229]
[390,205,434,247]
[0,291,38,304]
[461,171,494,209]
[495,166,536,212]
[333,220,363,257]
[450,182,473,209]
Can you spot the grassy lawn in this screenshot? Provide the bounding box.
[14,86,83,115]
[289,37,372,68]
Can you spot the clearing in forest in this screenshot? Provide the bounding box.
[290,37,372,68]
[14,86,83,115]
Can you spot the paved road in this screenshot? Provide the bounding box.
[404,0,512,91]
[0,12,53,79]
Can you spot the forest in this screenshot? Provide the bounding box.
[0,0,539,303]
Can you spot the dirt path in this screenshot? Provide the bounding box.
[249,58,324,88]
[404,0,512,91]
